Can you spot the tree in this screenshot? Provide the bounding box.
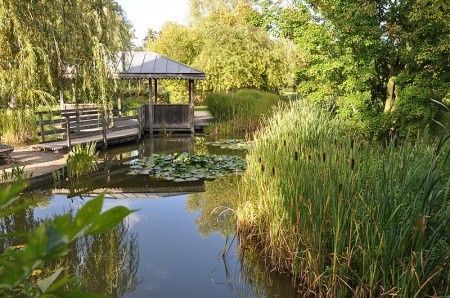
[268,0,450,136]
[146,0,298,94]
[0,0,133,107]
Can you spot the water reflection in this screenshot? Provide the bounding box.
[0,136,297,297]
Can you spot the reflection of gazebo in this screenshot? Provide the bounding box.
[113,52,206,133]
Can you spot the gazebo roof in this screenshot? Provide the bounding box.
[112,51,206,80]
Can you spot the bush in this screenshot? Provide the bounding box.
[206,89,280,135]
[237,101,450,296]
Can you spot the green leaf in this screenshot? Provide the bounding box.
[38,268,63,293]
[71,195,104,239]
[86,206,134,235]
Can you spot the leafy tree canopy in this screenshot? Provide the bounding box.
[146,0,299,93]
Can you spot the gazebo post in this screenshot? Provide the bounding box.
[154,79,158,104]
[148,78,153,133]
[188,79,195,134]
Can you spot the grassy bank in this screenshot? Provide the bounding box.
[237,102,450,296]
[206,89,279,135]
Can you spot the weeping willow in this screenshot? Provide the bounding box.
[0,0,133,108]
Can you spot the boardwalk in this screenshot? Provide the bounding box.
[35,127,140,152]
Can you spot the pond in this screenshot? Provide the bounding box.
[1,137,297,297]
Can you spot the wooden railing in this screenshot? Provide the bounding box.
[37,106,145,148]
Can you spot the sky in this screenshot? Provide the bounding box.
[117,0,190,46]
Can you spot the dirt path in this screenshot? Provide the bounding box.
[0,146,67,178]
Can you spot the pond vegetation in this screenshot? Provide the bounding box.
[205,139,253,150]
[127,152,246,182]
[237,101,450,296]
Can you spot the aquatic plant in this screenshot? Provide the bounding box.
[67,142,98,179]
[1,166,30,183]
[127,152,246,182]
[237,101,450,296]
[206,139,253,150]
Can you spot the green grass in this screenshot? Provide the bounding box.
[237,101,450,296]
[206,89,280,135]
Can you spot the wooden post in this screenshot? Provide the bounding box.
[154,79,158,104]
[102,111,108,148]
[38,113,45,143]
[148,78,154,133]
[118,97,122,116]
[189,79,195,134]
[65,114,71,148]
[59,91,64,110]
[137,107,142,140]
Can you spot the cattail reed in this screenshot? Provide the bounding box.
[237,101,449,297]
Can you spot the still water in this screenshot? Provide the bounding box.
[2,137,296,297]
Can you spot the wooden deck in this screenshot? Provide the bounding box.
[35,127,140,152]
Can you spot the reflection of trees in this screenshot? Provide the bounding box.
[66,223,140,297]
[0,190,51,252]
[0,195,139,297]
[186,175,240,237]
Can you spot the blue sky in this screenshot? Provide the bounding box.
[117,0,190,46]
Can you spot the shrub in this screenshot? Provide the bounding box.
[206,89,280,135]
[66,142,98,179]
[237,101,450,296]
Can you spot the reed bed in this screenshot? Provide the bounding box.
[206,89,279,135]
[237,102,450,296]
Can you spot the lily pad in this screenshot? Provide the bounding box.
[126,152,246,182]
[205,139,253,150]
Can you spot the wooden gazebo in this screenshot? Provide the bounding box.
[113,51,206,133]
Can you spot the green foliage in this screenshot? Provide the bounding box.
[127,152,246,182]
[237,101,450,296]
[205,139,253,150]
[146,1,298,93]
[0,109,38,145]
[269,0,450,137]
[66,143,98,179]
[0,0,133,107]
[206,89,280,134]
[1,166,30,183]
[0,183,133,297]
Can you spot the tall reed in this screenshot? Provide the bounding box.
[237,102,450,296]
[206,89,279,135]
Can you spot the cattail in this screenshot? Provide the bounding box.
[350,157,355,170]
[272,167,275,176]
[351,138,355,150]
[294,151,298,161]
[308,154,311,161]
[334,139,337,146]
[283,139,287,146]
[322,152,326,163]
[258,156,262,163]
[261,164,265,172]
